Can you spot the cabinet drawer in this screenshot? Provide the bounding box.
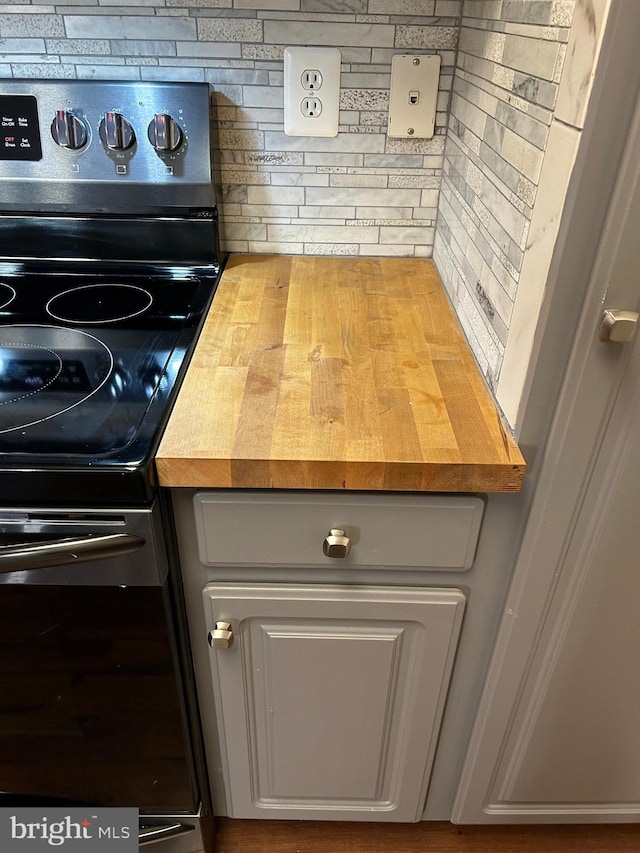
[194,491,484,570]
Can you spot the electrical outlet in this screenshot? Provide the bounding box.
[301,69,323,91]
[284,47,341,137]
[387,54,441,139]
[301,97,322,118]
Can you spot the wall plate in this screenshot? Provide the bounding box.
[387,54,441,139]
[284,47,341,137]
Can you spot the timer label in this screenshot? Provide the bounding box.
[0,95,42,161]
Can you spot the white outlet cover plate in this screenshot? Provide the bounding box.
[388,54,441,139]
[284,47,341,137]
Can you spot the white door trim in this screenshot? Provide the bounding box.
[451,6,640,823]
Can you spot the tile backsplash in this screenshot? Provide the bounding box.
[1,0,592,420]
[433,0,575,388]
[0,1,462,257]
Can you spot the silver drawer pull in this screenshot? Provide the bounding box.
[208,621,234,650]
[323,529,351,559]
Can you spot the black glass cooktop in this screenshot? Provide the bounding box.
[0,265,218,505]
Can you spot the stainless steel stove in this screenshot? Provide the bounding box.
[0,79,222,506]
[0,79,223,851]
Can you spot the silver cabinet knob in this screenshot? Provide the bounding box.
[208,621,234,650]
[599,309,639,343]
[323,528,351,559]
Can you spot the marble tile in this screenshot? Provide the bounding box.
[494,101,548,150]
[328,174,386,188]
[0,13,64,37]
[300,205,355,217]
[379,225,435,244]
[223,222,268,242]
[501,32,562,82]
[111,39,175,56]
[166,0,231,6]
[268,223,379,242]
[359,243,418,256]
[496,120,581,424]
[370,0,436,12]
[304,242,360,254]
[307,186,422,206]
[389,174,440,188]
[140,66,204,81]
[247,185,305,205]
[1,37,45,52]
[459,25,505,63]
[237,0,299,7]
[197,18,262,41]
[176,41,244,58]
[501,1,556,25]
[221,169,271,185]
[555,0,611,129]
[65,14,196,39]
[436,1,462,15]
[551,0,576,27]
[266,131,386,154]
[263,20,394,47]
[10,61,76,76]
[395,25,458,49]
[272,172,329,186]
[462,1,503,21]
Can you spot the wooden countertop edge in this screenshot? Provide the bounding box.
[155,457,526,493]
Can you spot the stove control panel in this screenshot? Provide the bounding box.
[0,80,215,214]
[0,95,42,161]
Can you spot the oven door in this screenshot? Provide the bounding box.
[0,505,200,847]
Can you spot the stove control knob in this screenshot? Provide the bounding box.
[50,110,88,150]
[147,113,183,152]
[99,112,135,151]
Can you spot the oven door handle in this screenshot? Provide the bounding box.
[138,820,196,846]
[0,533,145,573]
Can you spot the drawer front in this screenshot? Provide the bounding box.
[194,491,484,570]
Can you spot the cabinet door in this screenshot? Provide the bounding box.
[203,583,465,821]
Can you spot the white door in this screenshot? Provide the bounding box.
[452,51,640,823]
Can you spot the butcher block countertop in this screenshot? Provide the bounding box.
[155,254,525,492]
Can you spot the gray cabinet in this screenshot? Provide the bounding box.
[203,583,466,821]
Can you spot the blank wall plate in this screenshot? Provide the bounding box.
[388,54,441,139]
[284,47,341,137]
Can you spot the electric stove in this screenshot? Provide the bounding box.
[0,78,223,852]
[0,79,224,506]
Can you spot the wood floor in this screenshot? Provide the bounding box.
[214,819,640,853]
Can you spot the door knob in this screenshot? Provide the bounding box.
[208,621,234,650]
[599,309,639,343]
[323,529,351,558]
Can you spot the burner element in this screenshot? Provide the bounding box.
[46,284,153,325]
[0,283,16,311]
[0,325,113,435]
[0,343,62,406]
